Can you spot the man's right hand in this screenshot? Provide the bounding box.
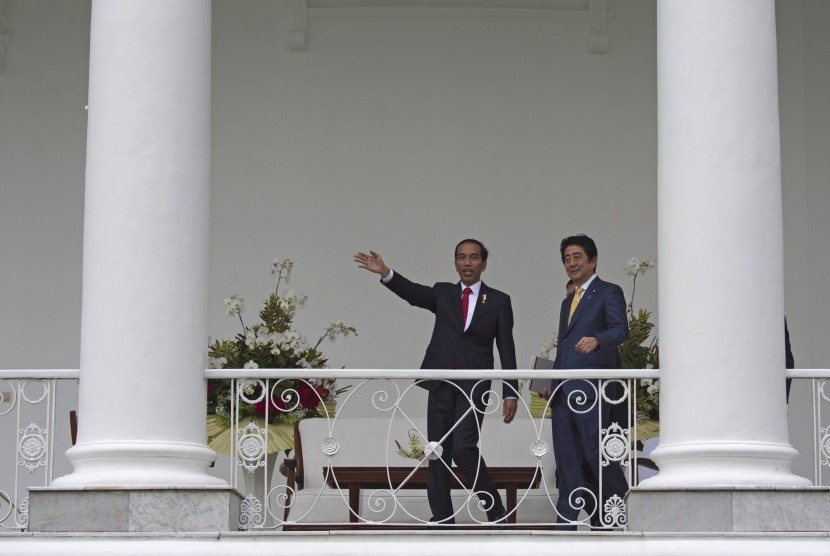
[354,250,390,278]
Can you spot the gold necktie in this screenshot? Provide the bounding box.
[568,287,584,323]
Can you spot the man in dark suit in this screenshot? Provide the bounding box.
[354,239,518,524]
[549,234,629,529]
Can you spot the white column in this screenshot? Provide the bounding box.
[54,0,222,487]
[644,0,809,488]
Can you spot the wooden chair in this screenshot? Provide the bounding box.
[69,410,78,446]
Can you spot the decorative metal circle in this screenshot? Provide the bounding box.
[566,382,597,413]
[603,436,627,460]
[271,484,295,511]
[276,384,301,413]
[371,387,396,412]
[238,379,265,404]
[529,438,549,458]
[321,436,340,456]
[565,486,593,512]
[601,378,628,404]
[475,385,500,416]
[0,381,15,416]
[821,433,830,463]
[20,381,48,405]
[366,489,390,515]
[19,434,45,462]
[238,434,265,460]
[424,441,443,460]
[0,489,13,523]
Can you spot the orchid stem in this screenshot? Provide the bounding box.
[629,270,639,313]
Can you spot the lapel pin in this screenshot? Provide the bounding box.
[481,294,487,304]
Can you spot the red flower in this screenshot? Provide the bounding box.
[298,383,320,409]
[254,393,286,416]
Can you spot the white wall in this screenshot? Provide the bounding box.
[208,0,658,377]
[0,0,828,472]
[776,0,830,479]
[800,0,830,370]
[0,0,88,369]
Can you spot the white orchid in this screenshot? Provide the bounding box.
[540,338,558,359]
[624,256,657,318]
[270,257,296,290]
[626,257,655,277]
[208,356,228,369]
[325,321,357,342]
[619,256,660,421]
[223,294,245,316]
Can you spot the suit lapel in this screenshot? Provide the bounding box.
[565,277,605,334]
[451,282,465,332]
[467,283,491,332]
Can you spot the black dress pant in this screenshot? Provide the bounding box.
[550,385,629,529]
[426,380,505,523]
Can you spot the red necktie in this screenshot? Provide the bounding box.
[461,287,472,328]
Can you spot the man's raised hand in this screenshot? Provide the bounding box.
[354,250,390,278]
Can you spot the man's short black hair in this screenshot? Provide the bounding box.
[559,234,598,262]
[455,239,489,261]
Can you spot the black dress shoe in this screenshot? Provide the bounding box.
[487,508,507,524]
[554,519,578,532]
[427,516,456,529]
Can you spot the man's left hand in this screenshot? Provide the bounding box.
[574,336,598,354]
[502,399,517,423]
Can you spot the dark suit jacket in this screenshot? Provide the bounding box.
[552,276,628,395]
[383,271,518,399]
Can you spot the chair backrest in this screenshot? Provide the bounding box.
[69,410,78,445]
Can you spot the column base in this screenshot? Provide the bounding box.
[642,440,811,488]
[52,440,228,487]
[627,487,830,532]
[27,486,242,532]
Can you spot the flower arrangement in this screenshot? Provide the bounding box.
[618,257,660,424]
[395,429,426,461]
[207,258,357,454]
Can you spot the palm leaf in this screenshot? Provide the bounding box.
[207,414,295,455]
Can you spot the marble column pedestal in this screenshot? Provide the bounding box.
[27,486,241,532]
[627,487,830,532]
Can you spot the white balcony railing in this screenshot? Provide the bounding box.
[3,368,830,532]
[0,370,79,531]
[205,368,657,530]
